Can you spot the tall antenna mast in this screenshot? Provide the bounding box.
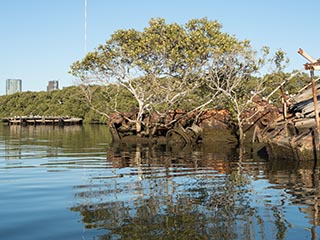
[84,0,87,54]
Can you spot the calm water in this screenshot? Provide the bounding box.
[0,125,320,240]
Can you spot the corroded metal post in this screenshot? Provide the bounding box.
[298,49,320,134]
[311,69,320,162]
[311,70,320,134]
[298,48,320,159]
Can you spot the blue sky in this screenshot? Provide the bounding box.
[0,0,319,95]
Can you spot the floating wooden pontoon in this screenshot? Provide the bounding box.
[2,116,83,125]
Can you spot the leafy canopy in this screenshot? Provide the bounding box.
[70,18,250,121]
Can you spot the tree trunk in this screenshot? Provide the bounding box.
[238,118,244,146]
[136,121,142,134]
[136,103,144,135]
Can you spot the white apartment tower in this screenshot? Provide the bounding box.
[6,79,22,95]
[47,80,59,92]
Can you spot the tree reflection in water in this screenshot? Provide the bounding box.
[70,141,320,240]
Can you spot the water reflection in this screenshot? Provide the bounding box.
[70,141,296,240]
[1,124,112,161]
[267,156,320,239]
[1,125,320,239]
[72,142,250,239]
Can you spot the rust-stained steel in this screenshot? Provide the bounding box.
[298,49,320,134]
[304,62,320,71]
[298,48,320,70]
[311,74,320,133]
[258,49,320,161]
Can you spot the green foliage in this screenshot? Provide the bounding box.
[0,70,313,125]
[0,86,133,123]
[262,71,311,104]
[70,17,247,124]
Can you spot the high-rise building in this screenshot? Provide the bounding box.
[6,79,22,95]
[47,80,59,92]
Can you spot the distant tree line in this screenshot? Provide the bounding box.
[0,86,104,123]
[0,71,311,124]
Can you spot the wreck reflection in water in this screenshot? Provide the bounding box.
[1,125,320,239]
[71,139,320,240]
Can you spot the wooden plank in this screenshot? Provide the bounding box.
[291,83,320,103]
[294,118,316,129]
[298,48,317,63]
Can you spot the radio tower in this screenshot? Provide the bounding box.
[84,0,87,54]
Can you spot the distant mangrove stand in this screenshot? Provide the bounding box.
[0,70,311,127]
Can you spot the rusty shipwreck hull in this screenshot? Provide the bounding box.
[258,82,320,161]
[257,44,320,161]
[258,111,320,161]
[108,109,230,145]
[262,122,319,161]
